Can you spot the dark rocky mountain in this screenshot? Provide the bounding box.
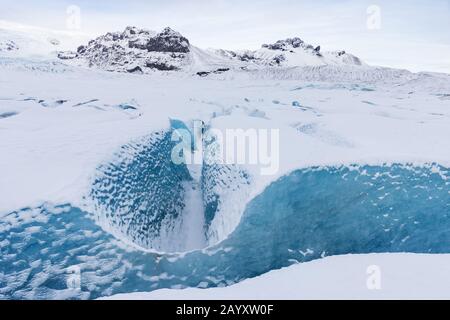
[58,26,191,73]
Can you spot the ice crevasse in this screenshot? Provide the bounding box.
[0,121,449,299]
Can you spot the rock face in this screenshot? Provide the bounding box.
[145,27,189,53]
[262,37,322,57]
[57,26,191,73]
[57,51,78,60]
[262,37,311,51]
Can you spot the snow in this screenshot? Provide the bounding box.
[0,20,90,58]
[1,63,449,226]
[103,253,450,300]
[0,21,449,299]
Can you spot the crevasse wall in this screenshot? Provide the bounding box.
[1,164,448,299]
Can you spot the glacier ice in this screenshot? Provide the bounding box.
[89,128,192,252]
[88,122,252,250]
[0,164,448,299]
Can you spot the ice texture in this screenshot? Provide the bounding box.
[1,164,448,299]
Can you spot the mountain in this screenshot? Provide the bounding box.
[211,37,363,68]
[58,26,191,73]
[0,22,431,84]
[55,26,366,75]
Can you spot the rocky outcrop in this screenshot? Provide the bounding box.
[212,36,364,68]
[57,51,78,60]
[57,26,191,73]
[0,40,18,52]
[145,27,189,53]
[262,37,309,51]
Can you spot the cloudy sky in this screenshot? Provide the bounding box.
[1,0,449,72]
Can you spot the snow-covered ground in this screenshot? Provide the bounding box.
[0,21,449,299]
[105,253,450,300]
[1,66,449,215]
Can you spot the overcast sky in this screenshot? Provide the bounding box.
[1,0,449,72]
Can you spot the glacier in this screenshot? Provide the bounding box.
[89,127,193,252]
[1,20,450,300]
[0,164,448,299]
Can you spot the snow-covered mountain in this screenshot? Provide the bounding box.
[0,22,422,84]
[211,37,364,68]
[0,20,90,58]
[55,26,365,74]
[58,27,191,73]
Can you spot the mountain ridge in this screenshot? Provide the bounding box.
[5,22,448,86]
[54,26,365,75]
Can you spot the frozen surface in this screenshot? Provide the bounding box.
[1,65,449,216]
[1,23,450,299]
[0,165,448,299]
[105,253,450,300]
